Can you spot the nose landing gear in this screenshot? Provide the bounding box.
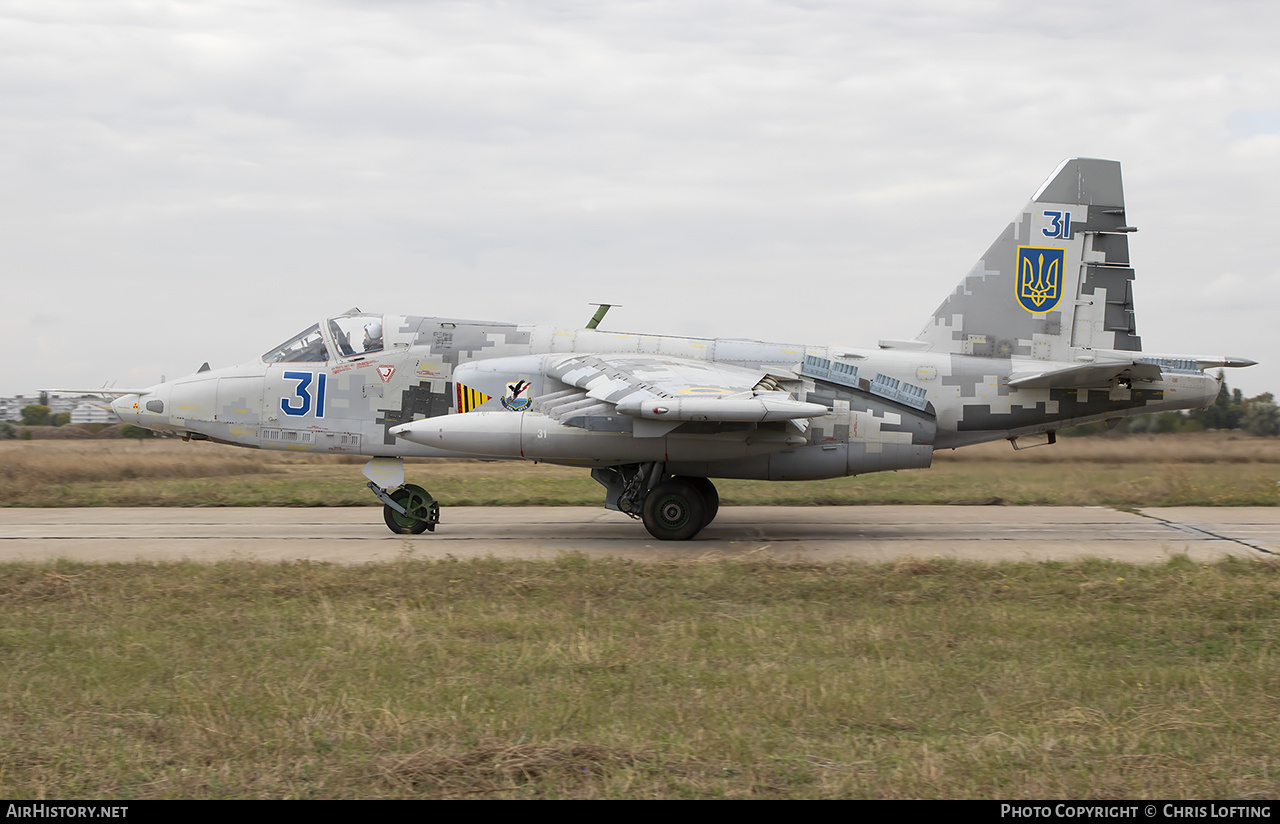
[381,483,440,534]
[364,457,441,535]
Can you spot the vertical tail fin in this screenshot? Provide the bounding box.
[916,158,1141,360]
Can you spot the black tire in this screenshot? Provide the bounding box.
[642,478,707,541]
[382,485,439,535]
[680,477,720,528]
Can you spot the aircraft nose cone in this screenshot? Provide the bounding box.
[111,394,141,423]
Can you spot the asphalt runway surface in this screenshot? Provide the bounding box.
[1,506,1277,564]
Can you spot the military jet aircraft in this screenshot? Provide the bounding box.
[82,158,1254,540]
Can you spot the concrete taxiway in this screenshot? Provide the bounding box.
[0,506,1277,564]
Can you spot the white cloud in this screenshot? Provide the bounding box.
[3,0,1277,398]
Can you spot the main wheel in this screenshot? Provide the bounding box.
[382,484,440,535]
[642,478,707,541]
[680,476,720,528]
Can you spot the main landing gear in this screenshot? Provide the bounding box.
[364,458,441,535]
[593,463,720,541]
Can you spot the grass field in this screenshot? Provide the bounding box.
[2,432,1278,508]
[3,434,1278,798]
[1,555,1277,799]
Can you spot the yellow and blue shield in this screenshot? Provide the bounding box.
[1016,246,1065,314]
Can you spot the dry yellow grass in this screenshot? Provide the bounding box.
[1,432,1277,508]
[2,556,1278,798]
[0,439,276,503]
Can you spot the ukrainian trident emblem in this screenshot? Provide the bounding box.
[1016,246,1065,313]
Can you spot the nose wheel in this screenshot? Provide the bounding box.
[382,483,440,534]
[365,457,440,535]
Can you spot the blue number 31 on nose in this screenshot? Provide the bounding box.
[282,371,327,417]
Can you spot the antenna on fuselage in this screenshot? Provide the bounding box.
[585,303,621,330]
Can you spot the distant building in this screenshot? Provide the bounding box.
[0,394,119,424]
[70,402,117,424]
[0,396,29,422]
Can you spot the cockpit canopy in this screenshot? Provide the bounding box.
[262,323,328,364]
[261,313,385,364]
[328,314,384,358]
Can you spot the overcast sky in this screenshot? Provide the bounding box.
[3,0,1277,400]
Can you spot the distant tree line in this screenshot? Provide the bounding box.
[1,404,76,438]
[6,404,70,428]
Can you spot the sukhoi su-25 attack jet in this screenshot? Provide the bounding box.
[86,158,1254,540]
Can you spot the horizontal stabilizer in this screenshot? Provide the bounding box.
[1006,361,1161,389]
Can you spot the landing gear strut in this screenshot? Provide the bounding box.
[364,457,441,535]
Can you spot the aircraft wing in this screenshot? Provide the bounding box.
[456,353,828,436]
[546,354,825,420]
[546,353,765,400]
[49,387,149,396]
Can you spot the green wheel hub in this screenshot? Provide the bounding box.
[383,484,440,534]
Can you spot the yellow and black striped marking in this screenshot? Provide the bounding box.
[456,383,491,413]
